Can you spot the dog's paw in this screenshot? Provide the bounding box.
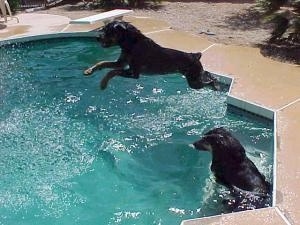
[84,68,94,76]
[212,81,221,91]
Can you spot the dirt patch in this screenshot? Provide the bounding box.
[132,1,272,46]
[39,1,270,45]
[37,0,299,64]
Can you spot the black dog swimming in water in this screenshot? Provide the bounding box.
[84,21,219,90]
[192,127,272,211]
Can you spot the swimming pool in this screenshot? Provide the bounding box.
[0,38,273,225]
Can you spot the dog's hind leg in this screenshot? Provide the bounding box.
[100,69,123,90]
[202,71,220,91]
[186,71,220,90]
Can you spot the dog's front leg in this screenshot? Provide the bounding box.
[84,61,123,76]
[84,52,127,76]
[100,69,133,90]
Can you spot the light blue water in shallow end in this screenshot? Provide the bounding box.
[0,38,273,225]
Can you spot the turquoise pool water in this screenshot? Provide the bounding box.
[0,38,273,225]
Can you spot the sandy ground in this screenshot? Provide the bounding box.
[38,0,272,46]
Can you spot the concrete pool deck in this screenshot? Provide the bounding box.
[1,12,299,225]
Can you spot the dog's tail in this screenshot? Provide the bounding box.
[192,52,202,60]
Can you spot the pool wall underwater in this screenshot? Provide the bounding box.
[0,33,277,224]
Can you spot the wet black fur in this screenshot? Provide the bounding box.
[193,127,272,211]
[85,21,218,90]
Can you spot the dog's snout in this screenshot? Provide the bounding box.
[96,32,106,47]
[193,139,212,152]
[97,32,104,40]
[96,36,102,43]
[96,28,105,39]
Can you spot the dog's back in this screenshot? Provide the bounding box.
[95,21,219,90]
[112,25,204,75]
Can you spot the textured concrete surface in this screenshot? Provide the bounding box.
[201,44,300,110]
[181,207,289,225]
[276,101,300,225]
[0,13,69,39]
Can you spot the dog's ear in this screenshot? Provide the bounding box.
[113,22,127,31]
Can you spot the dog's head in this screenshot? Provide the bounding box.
[96,21,127,47]
[192,127,246,162]
[96,21,143,48]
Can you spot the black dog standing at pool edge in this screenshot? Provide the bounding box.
[192,127,272,212]
[84,21,219,90]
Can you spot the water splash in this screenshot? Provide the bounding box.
[0,38,273,225]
